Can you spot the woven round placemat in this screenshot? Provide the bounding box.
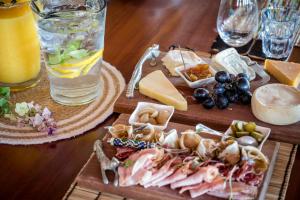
[0,61,125,145]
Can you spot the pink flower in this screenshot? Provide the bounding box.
[42,107,51,119]
[33,114,43,127]
[11,101,57,135]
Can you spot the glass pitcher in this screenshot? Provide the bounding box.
[30,0,107,105]
[0,0,41,91]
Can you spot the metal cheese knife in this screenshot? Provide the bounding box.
[94,140,120,186]
[126,44,160,98]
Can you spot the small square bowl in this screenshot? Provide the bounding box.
[223,120,271,150]
[175,64,217,88]
[129,102,175,130]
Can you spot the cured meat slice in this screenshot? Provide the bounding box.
[171,166,219,189]
[142,157,181,187]
[207,182,258,199]
[189,176,225,198]
[119,148,163,187]
[179,176,224,195]
[115,147,137,160]
[148,167,176,188]
[157,164,193,187]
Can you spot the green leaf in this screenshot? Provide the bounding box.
[124,159,133,168]
[0,87,10,99]
[66,40,81,51]
[0,98,10,115]
[0,98,8,107]
[61,52,71,62]
[68,49,89,59]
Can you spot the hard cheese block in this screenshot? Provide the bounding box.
[139,70,188,111]
[264,59,300,87]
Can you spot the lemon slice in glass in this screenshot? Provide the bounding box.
[47,49,103,78]
[47,67,81,79]
[82,56,101,75]
[61,49,103,68]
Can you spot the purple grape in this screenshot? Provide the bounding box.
[203,97,215,109]
[215,71,230,83]
[193,88,210,103]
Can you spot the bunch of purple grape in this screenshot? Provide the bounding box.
[193,71,252,109]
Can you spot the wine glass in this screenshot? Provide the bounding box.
[217,0,259,47]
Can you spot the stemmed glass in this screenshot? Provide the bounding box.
[217,0,259,47]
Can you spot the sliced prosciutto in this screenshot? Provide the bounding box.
[117,147,264,199]
[157,163,193,187]
[207,182,258,199]
[188,176,225,198]
[179,176,225,196]
[118,148,163,187]
[234,161,264,186]
[143,157,182,188]
[171,165,219,189]
[115,147,137,160]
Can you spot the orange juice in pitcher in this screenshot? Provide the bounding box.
[0,0,40,90]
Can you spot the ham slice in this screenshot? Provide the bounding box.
[234,162,264,186]
[149,167,177,187]
[207,182,258,199]
[118,147,260,199]
[115,147,137,160]
[121,165,149,186]
[179,176,225,195]
[142,157,181,187]
[119,148,163,187]
[171,165,219,189]
[189,176,225,198]
[157,164,193,187]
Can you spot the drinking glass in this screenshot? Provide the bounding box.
[31,0,107,105]
[261,7,299,59]
[217,0,259,47]
[0,1,41,91]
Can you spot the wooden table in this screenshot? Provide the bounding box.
[0,1,299,199]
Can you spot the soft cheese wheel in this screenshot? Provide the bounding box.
[139,70,188,111]
[251,84,300,125]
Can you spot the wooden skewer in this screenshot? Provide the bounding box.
[178,46,192,81]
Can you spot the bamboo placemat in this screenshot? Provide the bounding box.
[63,142,297,200]
[0,61,125,145]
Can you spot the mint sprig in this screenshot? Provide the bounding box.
[47,40,90,65]
[0,87,11,116]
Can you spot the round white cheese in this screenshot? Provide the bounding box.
[251,83,300,125]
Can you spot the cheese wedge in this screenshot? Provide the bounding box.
[264,59,300,87]
[139,70,188,111]
[251,84,300,125]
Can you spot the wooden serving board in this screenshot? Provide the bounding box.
[114,51,300,144]
[76,114,280,200]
